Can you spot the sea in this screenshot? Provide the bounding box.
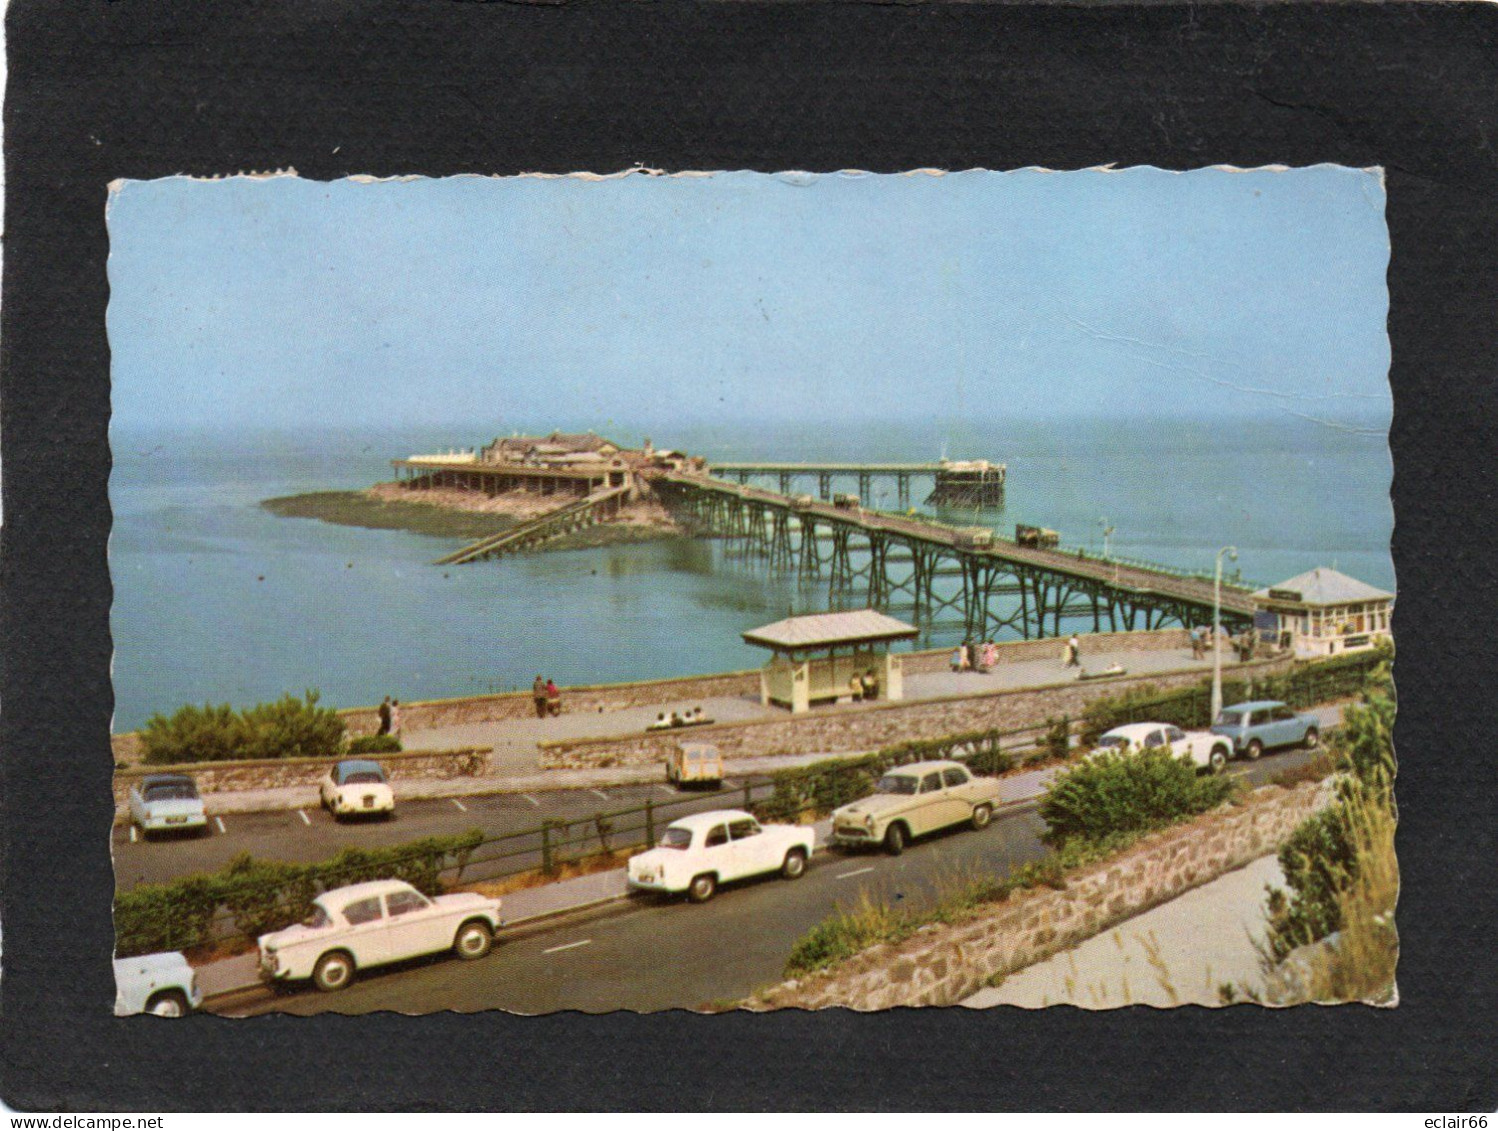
[108,417,1393,732]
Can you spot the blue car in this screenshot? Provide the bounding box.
[1211,700,1320,761]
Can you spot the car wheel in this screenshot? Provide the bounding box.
[312,950,355,993]
[1244,739,1264,761]
[144,990,189,1018]
[970,804,993,831]
[1208,746,1229,775]
[453,919,493,961]
[883,823,907,856]
[687,873,717,903]
[781,847,808,880]
[1303,727,1320,750]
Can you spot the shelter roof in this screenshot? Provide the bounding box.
[1253,567,1393,606]
[742,608,919,651]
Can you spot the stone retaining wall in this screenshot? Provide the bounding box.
[540,652,1291,769]
[110,629,1193,761]
[111,746,490,806]
[752,778,1335,1011]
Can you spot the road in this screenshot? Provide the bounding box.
[113,775,778,891]
[225,746,1321,1016]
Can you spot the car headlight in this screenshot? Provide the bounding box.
[864,814,876,829]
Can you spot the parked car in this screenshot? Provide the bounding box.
[258,879,503,992]
[127,773,208,838]
[319,758,395,820]
[1211,700,1320,760]
[831,759,1003,855]
[113,951,202,1017]
[664,742,724,788]
[627,809,815,903]
[1095,722,1236,774]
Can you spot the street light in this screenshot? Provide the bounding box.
[1099,517,1115,560]
[1212,545,1239,723]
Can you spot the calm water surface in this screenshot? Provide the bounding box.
[109,418,1392,731]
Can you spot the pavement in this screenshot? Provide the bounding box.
[126,643,1253,822]
[961,853,1288,1009]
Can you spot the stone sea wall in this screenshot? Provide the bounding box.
[540,651,1291,770]
[111,746,489,807]
[753,778,1336,1011]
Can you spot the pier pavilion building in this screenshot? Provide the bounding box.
[1251,567,1394,659]
[743,609,919,714]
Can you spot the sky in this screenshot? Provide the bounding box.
[106,167,1391,435]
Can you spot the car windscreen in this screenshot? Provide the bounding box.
[875,775,918,795]
[1214,711,1247,727]
[342,771,386,785]
[302,905,332,929]
[659,827,693,850]
[143,782,198,801]
[1096,735,1130,749]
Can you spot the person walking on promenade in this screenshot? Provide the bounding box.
[545,678,562,717]
[389,699,402,740]
[532,675,548,719]
[1066,633,1082,668]
[981,640,997,672]
[1190,625,1204,660]
[377,696,392,736]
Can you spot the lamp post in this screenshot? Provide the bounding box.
[1212,545,1238,723]
[1099,517,1114,560]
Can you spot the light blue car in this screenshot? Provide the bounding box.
[128,773,208,838]
[1211,700,1320,761]
[113,952,202,1016]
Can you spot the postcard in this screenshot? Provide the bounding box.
[107,166,1394,1016]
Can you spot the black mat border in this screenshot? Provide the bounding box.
[3,0,1496,1113]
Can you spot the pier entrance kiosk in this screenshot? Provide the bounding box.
[743,609,919,714]
[1251,568,1394,659]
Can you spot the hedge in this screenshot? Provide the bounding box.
[1077,647,1388,745]
[348,733,403,755]
[1037,747,1237,845]
[114,830,484,957]
[141,690,346,764]
[752,727,1016,824]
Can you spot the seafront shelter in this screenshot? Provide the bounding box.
[1251,567,1394,659]
[743,609,919,714]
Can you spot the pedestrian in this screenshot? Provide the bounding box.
[981,640,997,671]
[950,646,964,673]
[377,695,392,736]
[1190,626,1204,660]
[545,678,562,717]
[389,699,402,739]
[1066,633,1081,668]
[861,670,878,700]
[532,675,547,719]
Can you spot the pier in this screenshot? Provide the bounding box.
[704,459,1005,508]
[432,486,629,565]
[657,472,1254,641]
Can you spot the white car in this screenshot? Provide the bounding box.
[627,809,815,903]
[1095,722,1235,774]
[127,773,208,838]
[258,879,503,992]
[113,951,202,1017]
[319,758,395,820]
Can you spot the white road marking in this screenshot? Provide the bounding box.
[589,789,609,801]
[542,939,592,955]
[450,799,468,812]
[128,825,137,843]
[298,810,312,826]
[837,867,876,880]
[520,794,541,808]
[215,816,226,835]
[657,785,676,796]
[721,779,737,790]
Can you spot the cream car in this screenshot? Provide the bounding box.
[258,879,503,992]
[627,809,815,903]
[831,759,1003,855]
[319,758,395,821]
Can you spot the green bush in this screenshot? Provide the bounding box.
[1264,658,1396,960]
[348,733,403,755]
[113,829,484,957]
[1038,748,1236,846]
[141,690,346,764]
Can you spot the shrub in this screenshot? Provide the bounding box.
[1038,748,1236,846]
[113,829,484,956]
[348,733,403,755]
[140,690,346,764]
